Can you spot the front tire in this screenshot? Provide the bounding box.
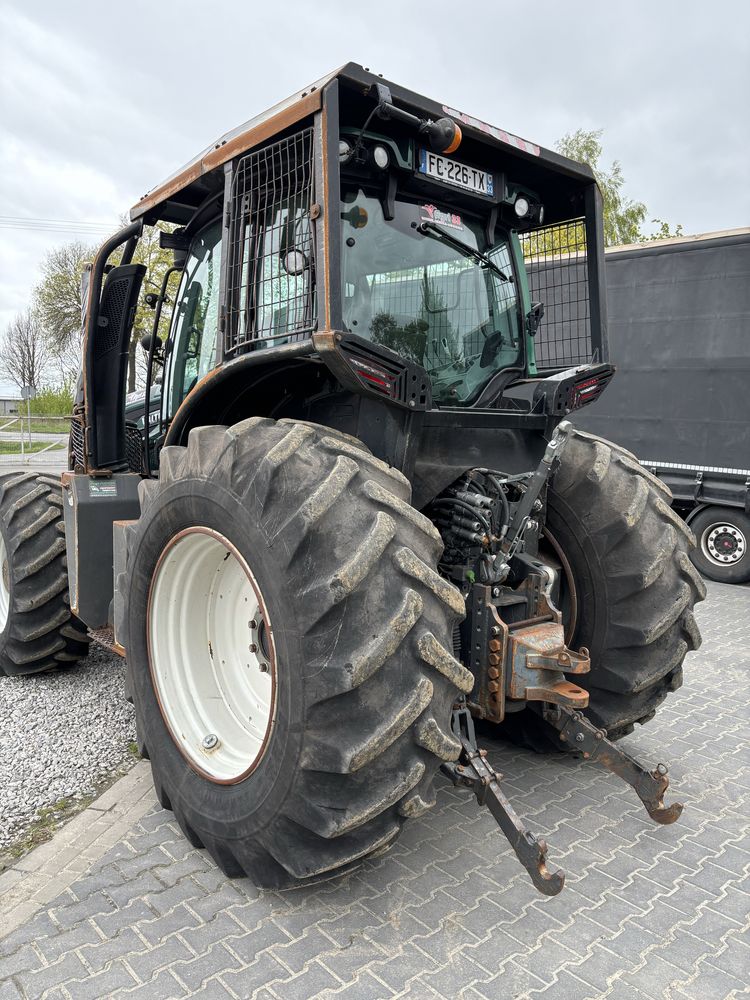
[121,418,471,887]
[0,471,90,676]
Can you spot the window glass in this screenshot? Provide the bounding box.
[230,193,314,351]
[166,220,222,419]
[341,189,521,404]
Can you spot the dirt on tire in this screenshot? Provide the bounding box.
[120,418,471,887]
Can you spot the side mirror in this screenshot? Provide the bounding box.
[526,302,545,337]
[140,332,164,361]
[140,332,162,353]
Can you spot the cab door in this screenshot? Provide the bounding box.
[162,219,223,427]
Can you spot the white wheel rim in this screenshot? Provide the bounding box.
[0,533,9,632]
[147,527,276,783]
[700,522,746,567]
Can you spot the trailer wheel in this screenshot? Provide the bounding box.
[688,506,750,584]
[0,471,90,677]
[120,418,470,887]
[504,429,706,747]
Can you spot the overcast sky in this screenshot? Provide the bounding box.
[1,0,748,392]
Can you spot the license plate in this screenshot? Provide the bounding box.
[418,149,494,197]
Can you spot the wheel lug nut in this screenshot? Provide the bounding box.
[202,734,219,750]
[249,643,258,653]
[259,662,269,673]
[249,619,257,629]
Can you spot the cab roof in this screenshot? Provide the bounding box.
[130,63,596,225]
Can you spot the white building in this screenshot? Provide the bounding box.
[0,394,21,416]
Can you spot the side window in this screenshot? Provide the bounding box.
[165,220,222,420]
[249,199,313,343]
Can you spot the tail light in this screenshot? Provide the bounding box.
[533,364,616,416]
[337,334,432,410]
[569,372,613,410]
[350,359,398,397]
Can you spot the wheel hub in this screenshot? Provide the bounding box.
[147,527,276,783]
[701,522,746,566]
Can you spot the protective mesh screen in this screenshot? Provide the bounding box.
[520,219,592,369]
[225,128,315,355]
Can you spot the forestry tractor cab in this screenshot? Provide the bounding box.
[0,65,705,894]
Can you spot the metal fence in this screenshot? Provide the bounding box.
[0,415,70,468]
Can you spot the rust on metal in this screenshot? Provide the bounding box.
[442,704,565,896]
[87,625,126,658]
[546,707,683,825]
[525,678,589,707]
[506,620,590,706]
[130,86,328,221]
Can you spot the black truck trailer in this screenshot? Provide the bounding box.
[570,228,750,584]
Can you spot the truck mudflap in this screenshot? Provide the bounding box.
[442,699,682,897]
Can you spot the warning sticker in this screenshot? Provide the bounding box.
[88,480,118,497]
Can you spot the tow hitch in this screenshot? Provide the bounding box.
[443,700,683,896]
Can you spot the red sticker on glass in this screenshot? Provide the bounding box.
[420,204,464,230]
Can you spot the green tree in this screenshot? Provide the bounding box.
[555,129,648,246]
[647,219,685,241]
[34,241,94,385]
[33,225,173,392]
[28,385,74,416]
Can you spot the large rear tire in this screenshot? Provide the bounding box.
[0,471,90,676]
[121,418,471,887]
[503,429,706,748]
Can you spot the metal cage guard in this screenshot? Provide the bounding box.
[224,128,316,357]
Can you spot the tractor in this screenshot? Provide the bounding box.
[0,65,705,894]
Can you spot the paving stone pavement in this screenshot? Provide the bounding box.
[0,581,748,1000]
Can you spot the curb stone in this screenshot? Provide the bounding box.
[0,761,156,940]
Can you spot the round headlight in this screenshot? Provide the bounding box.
[514,196,530,219]
[372,145,390,170]
[339,139,354,164]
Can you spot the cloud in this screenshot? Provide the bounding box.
[1,0,748,340]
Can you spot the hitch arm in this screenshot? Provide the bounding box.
[543,707,683,825]
[442,705,565,896]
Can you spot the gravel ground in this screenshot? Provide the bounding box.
[0,645,135,850]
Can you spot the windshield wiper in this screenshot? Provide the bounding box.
[417,221,512,282]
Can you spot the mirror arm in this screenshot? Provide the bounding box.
[526,302,545,337]
[144,264,181,477]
